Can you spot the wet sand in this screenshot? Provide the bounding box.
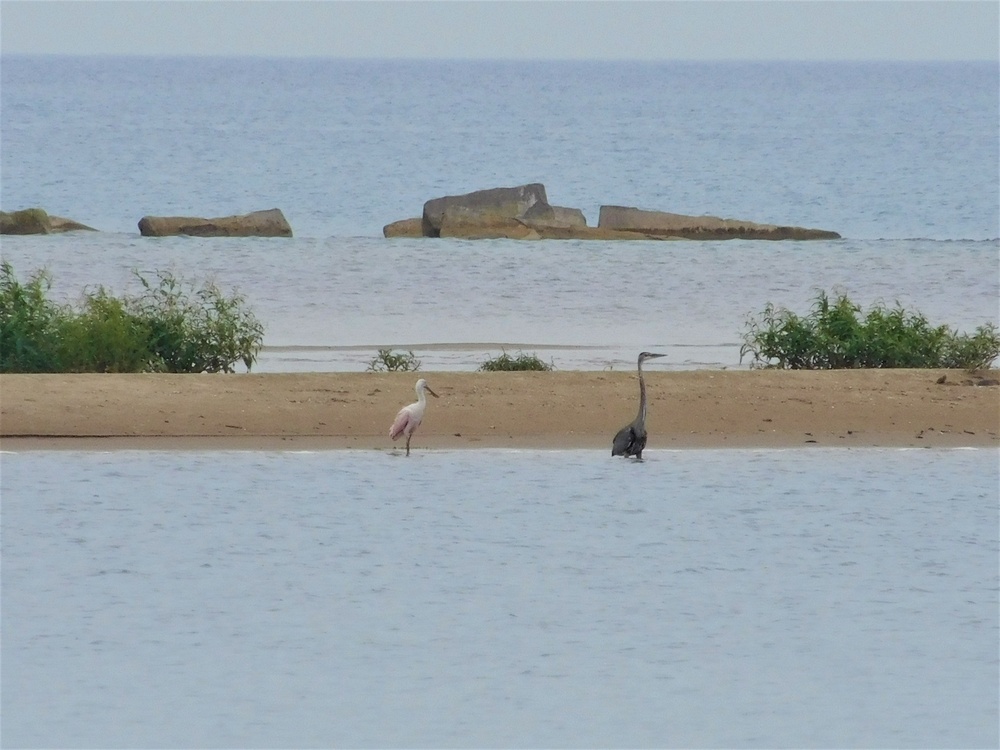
[1,370,997,451]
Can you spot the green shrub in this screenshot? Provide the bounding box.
[367,348,421,372]
[740,290,1000,370]
[132,271,264,373]
[0,262,70,372]
[59,290,153,372]
[478,350,553,371]
[0,262,264,373]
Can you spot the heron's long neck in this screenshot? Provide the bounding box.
[636,362,648,423]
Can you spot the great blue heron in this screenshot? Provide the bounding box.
[612,351,666,460]
[389,378,439,456]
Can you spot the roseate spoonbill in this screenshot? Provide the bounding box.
[389,378,439,456]
[612,351,666,460]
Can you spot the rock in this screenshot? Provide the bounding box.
[1,208,98,234]
[439,208,540,240]
[525,205,588,230]
[598,205,841,240]
[383,217,424,238]
[422,184,551,237]
[392,186,843,241]
[49,215,97,232]
[438,206,538,240]
[532,225,671,241]
[1,208,52,234]
[138,208,292,237]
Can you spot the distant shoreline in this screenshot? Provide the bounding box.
[2,370,997,451]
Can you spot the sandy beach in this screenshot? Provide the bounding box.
[1,369,997,451]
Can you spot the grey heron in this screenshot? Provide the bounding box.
[389,378,439,456]
[612,351,666,459]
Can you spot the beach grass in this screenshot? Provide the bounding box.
[366,348,421,372]
[478,350,554,371]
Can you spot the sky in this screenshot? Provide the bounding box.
[1,1,997,61]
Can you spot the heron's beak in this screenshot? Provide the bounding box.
[648,353,667,359]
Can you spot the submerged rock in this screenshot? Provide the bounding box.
[1,208,97,234]
[598,205,841,240]
[383,217,424,238]
[1,208,50,234]
[49,215,97,232]
[439,207,542,239]
[138,208,292,237]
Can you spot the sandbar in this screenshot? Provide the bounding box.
[1,369,997,451]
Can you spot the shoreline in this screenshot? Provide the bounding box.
[1,370,998,452]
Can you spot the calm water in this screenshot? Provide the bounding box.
[2,58,999,747]
[2,448,997,748]
[3,58,998,240]
[1,234,997,373]
[1,58,998,371]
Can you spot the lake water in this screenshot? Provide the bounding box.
[1,57,998,371]
[2,448,998,748]
[2,234,998,373]
[2,57,999,748]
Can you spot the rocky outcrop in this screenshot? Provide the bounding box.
[384,205,590,240]
[598,205,841,240]
[422,184,552,237]
[1,208,96,234]
[386,184,841,241]
[138,208,292,237]
[387,183,591,239]
[1,208,50,234]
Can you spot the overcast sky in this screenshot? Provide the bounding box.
[1,1,997,60]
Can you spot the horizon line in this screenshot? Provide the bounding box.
[2,52,996,64]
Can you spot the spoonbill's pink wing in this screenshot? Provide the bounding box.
[389,406,414,440]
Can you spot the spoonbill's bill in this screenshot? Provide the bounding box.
[389,378,439,456]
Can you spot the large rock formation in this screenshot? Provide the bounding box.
[386,183,591,239]
[386,184,841,241]
[421,183,552,237]
[1,208,96,234]
[598,205,841,240]
[138,208,292,237]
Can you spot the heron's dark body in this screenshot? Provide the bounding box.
[612,423,647,459]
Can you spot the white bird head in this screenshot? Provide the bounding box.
[415,378,439,398]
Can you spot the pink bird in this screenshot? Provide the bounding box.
[389,378,439,456]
